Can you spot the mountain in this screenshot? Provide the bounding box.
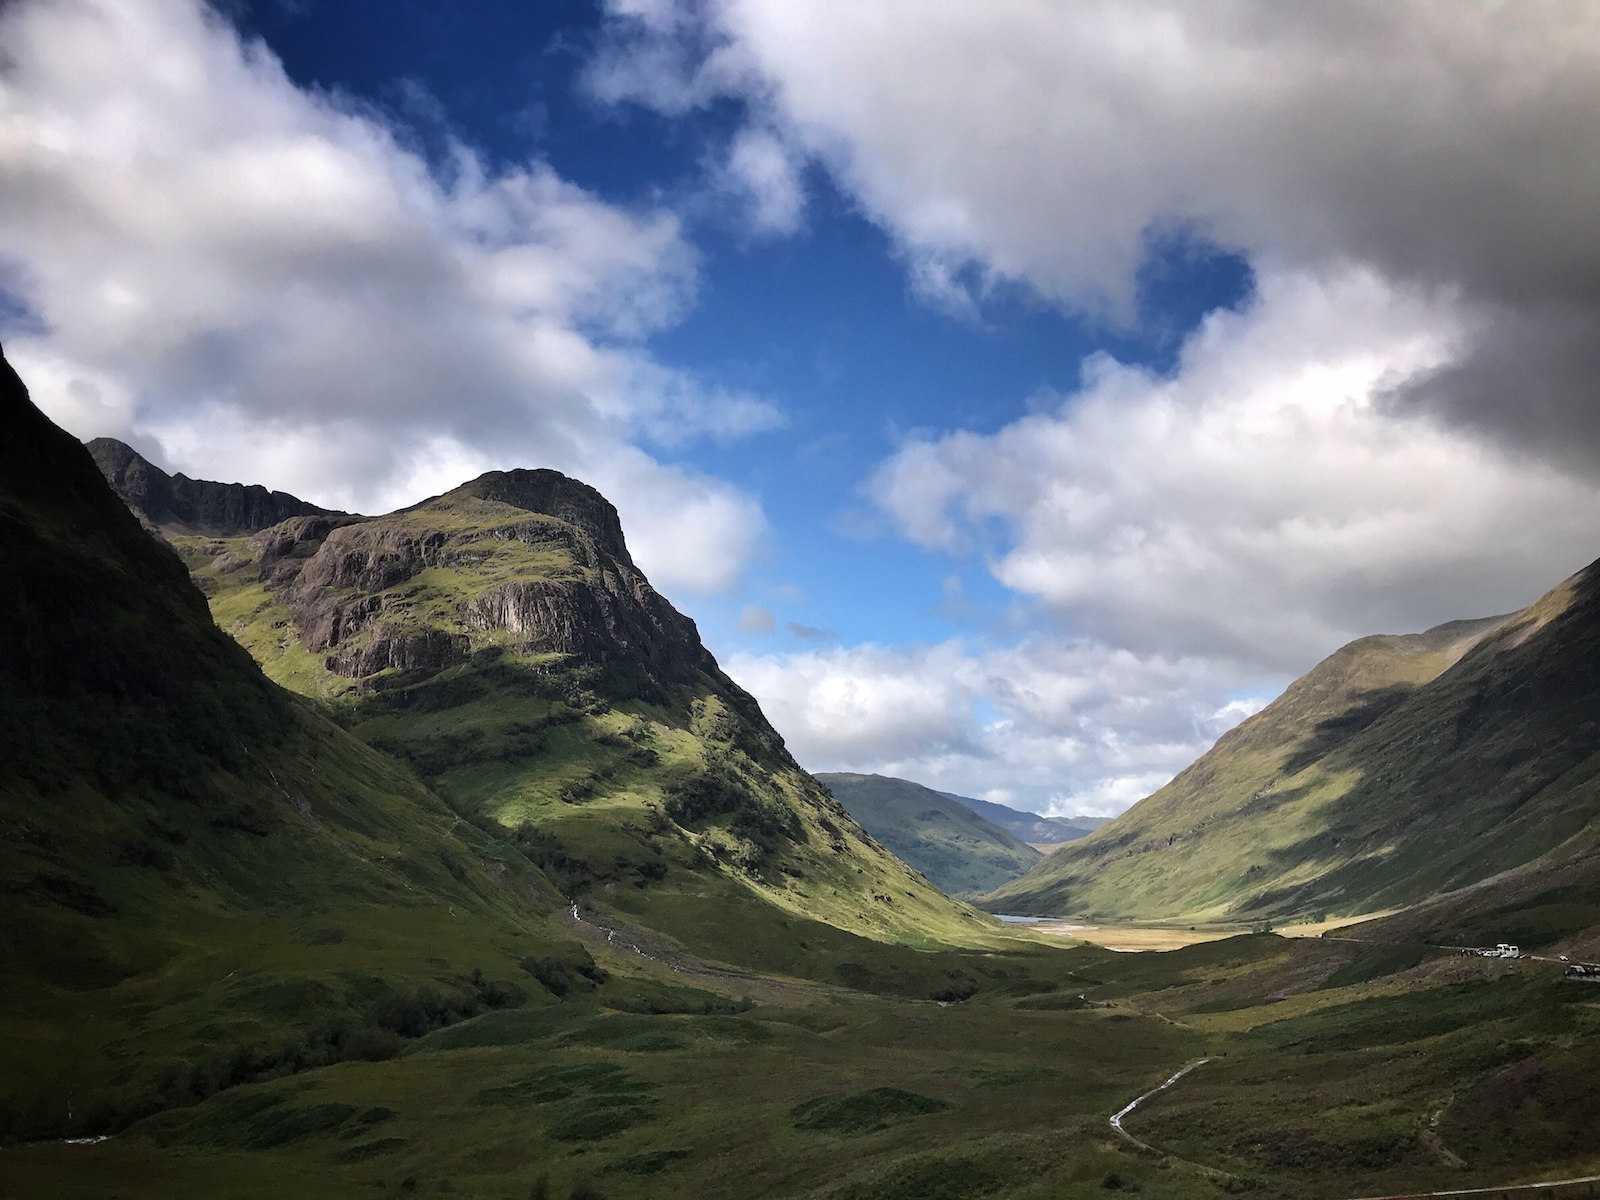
[816,773,1042,894]
[15,349,1600,1200]
[3,343,1004,1146]
[940,791,1099,844]
[141,456,987,962]
[983,577,1600,938]
[89,436,346,536]
[0,347,586,1140]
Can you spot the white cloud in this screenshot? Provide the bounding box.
[871,269,1600,670]
[0,0,774,595]
[718,127,805,235]
[727,639,1265,817]
[730,264,1600,813]
[594,0,1600,463]
[592,2,1600,808]
[594,0,1600,314]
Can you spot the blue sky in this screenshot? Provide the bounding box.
[228,0,1254,652]
[5,1,1600,814]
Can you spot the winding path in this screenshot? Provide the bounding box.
[1107,1060,1600,1199]
[1108,1058,1212,1152]
[1107,1058,1235,1182]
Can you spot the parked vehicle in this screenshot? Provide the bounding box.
[1460,943,1524,959]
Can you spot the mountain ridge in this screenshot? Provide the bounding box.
[939,791,1099,844]
[983,585,1600,939]
[88,436,348,537]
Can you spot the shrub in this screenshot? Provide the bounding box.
[520,955,607,998]
[790,1088,950,1135]
[931,979,979,1004]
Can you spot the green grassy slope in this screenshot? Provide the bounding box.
[981,593,1600,923]
[816,773,1042,895]
[0,348,597,1141]
[161,471,990,960]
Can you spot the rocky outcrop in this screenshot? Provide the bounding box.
[250,516,363,586]
[284,524,445,654]
[234,467,712,687]
[323,628,469,678]
[453,469,634,568]
[89,438,347,537]
[461,575,704,682]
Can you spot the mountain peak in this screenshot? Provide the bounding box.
[443,468,635,569]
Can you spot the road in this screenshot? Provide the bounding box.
[1106,1058,1234,1182]
[1108,1060,1600,1199]
[1344,1176,1600,1199]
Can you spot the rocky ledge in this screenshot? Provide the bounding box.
[234,469,711,687]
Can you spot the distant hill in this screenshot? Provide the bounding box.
[983,578,1600,943]
[89,436,348,537]
[940,791,1099,844]
[816,773,1042,894]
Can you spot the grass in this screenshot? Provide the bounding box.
[986,581,1600,933]
[11,934,1600,1199]
[789,1088,950,1135]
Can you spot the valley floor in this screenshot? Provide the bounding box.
[1010,910,1404,953]
[8,915,1600,1200]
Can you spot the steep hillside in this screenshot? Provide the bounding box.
[15,355,1600,1199]
[0,347,583,1140]
[89,437,346,536]
[157,467,987,957]
[980,592,1600,923]
[817,773,1042,894]
[942,792,1098,845]
[1348,822,1600,959]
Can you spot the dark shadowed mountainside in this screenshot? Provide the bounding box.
[816,773,1042,895]
[89,436,347,536]
[0,346,579,1141]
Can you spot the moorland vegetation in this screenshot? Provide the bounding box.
[4,346,1600,1199]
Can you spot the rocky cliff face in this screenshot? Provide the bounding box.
[227,468,710,688]
[89,437,346,537]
